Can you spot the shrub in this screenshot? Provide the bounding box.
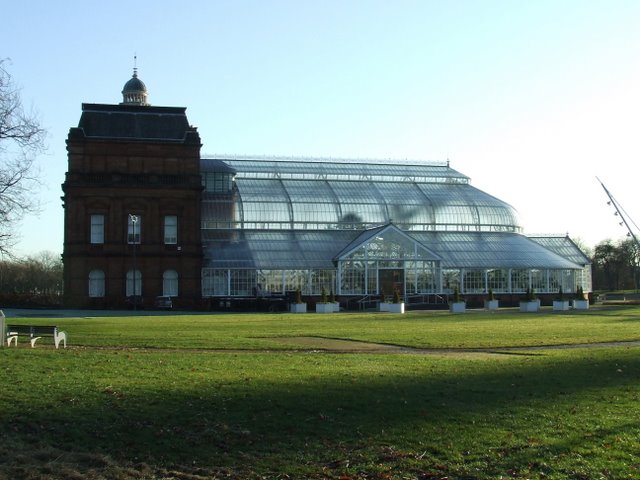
[393,289,401,304]
[525,287,537,301]
[452,286,462,303]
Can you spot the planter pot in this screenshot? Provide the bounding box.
[379,302,391,312]
[332,303,340,312]
[315,303,334,313]
[449,301,466,313]
[484,299,499,311]
[290,303,307,313]
[573,299,589,310]
[553,300,570,311]
[387,303,405,314]
[519,301,540,313]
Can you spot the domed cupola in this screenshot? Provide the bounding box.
[121,66,149,106]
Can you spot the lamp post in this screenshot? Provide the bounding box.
[129,214,138,310]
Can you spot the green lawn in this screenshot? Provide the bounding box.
[1,306,640,479]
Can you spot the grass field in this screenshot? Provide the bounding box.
[1,306,640,479]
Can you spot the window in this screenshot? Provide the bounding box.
[164,215,178,244]
[88,270,105,297]
[90,215,104,244]
[163,270,179,296]
[127,214,141,244]
[126,270,142,296]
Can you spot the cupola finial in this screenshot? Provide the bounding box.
[121,56,149,106]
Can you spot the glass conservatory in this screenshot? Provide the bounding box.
[200,157,591,298]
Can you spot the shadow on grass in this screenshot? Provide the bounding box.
[2,348,640,479]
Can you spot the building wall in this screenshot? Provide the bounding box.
[62,126,203,309]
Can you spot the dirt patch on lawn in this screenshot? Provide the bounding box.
[271,336,521,358]
[271,336,640,357]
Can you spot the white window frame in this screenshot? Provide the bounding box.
[163,269,179,297]
[88,269,105,297]
[164,215,178,245]
[90,214,105,244]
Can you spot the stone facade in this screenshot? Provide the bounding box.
[62,100,203,309]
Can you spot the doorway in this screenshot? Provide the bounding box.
[378,268,404,298]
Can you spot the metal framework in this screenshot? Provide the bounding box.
[200,158,590,297]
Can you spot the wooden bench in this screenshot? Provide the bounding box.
[6,325,67,349]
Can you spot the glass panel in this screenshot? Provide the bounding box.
[310,269,335,295]
[256,270,284,295]
[88,270,105,297]
[164,215,178,244]
[463,269,485,293]
[90,215,104,244]
[487,269,508,292]
[511,269,528,293]
[341,260,365,295]
[442,269,460,294]
[163,270,179,296]
[202,269,227,296]
[284,270,308,293]
[531,269,546,292]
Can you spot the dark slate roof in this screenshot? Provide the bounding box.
[74,103,199,143]
[200,158,237,174]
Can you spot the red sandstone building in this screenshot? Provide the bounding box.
[62,70,203,309]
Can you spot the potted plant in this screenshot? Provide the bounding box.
[290,288,307,313]
[573,286,589,310]
[449,286,466,313]
[484,288,499,311]
[316,287,334,313]
[378,289,390,312]
[520,287,539,312]
[387,289,405,313]
[553,286,570,311]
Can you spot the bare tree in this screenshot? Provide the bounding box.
[0,59,45,254]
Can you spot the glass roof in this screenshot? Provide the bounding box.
[203,229,582,270]
[528,235,591,265]
[203,231,357,269]
[409,232,582,269]
[201,158,522,233]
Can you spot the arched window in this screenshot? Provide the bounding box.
[126,270,142,296]
[163,270,179,297]
[88,270,105,297]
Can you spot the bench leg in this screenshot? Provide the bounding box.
[54,331,67,349]
[30,336,42,348]
[7,335,17,347]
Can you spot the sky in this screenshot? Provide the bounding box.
[3,0,640,257]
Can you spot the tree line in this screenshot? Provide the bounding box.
[0,251,62,307]
[592,237,640,292]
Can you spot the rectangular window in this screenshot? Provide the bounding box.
[164,215,178,244]
[88,270,105,297]
[90,215,104,244]
[127,214,141,244]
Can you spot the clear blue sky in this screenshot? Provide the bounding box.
[3,0,640,256]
